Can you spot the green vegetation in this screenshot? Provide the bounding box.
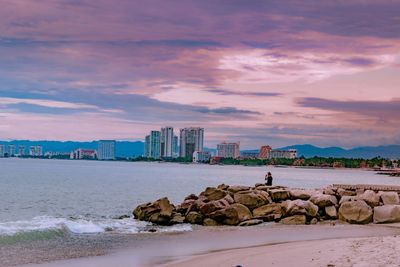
[217,156,393,169]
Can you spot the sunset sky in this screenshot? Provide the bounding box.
[1,0,399,149]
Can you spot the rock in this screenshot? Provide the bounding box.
[149,212,170,225]
[283,199,318,217]
[337,188,356,197]
[233,190,271,210]
[323,187,336,196]
[203,218,219,226]
[184,193,198,201]
[133,197,175,222]
[176,199,196,214]
[339,195,358,205]
[280,215,307,225]
[217,183,229,190]
[209,203,252,225]
[157,197,174,217]
[185,212,204,224]
[238,219,263,226]
[310,194,338,208]
[379,191,400,205]
[289,189,313,200]
[373,205,400,224]
[359,190,380,207]
[199,199,230,216]
[223,194,235,204]
[338,199,373,224]
[170,213,185,224]
[325,206,337,219]
[200,187,227,201]
[269,189,291,202]
[252,203,283,218]
[310,218,318,224]
[227,185,251,194]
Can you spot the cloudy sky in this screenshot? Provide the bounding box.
[1,0,399,149]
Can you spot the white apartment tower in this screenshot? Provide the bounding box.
[98,140,116,160]
[160,126,174,158]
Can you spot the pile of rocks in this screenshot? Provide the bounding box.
[133,183,400,226]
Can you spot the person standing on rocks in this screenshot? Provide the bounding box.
[265,172,273,186]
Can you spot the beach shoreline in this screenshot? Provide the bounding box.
[14,223,400,267]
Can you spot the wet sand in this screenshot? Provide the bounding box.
[15,223,400,267]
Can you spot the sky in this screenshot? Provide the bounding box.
[0,0,399,149]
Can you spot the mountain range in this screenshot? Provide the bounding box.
[0,140,399,159]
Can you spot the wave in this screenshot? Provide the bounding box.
[0,216,192,238]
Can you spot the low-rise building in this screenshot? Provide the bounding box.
[0,144,4,157]
[193,150,211,163]
[70,148,97,159]
[269,149,297,159]
[217,142,240,159]
[29,146,43,157]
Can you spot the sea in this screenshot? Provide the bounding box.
[0,158,399,266]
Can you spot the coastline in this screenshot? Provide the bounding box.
[14,223,400,267]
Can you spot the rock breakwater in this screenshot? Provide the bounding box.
[133,183,400,226]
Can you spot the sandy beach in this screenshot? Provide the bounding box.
[16,223,400,267]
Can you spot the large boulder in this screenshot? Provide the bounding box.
[339,195,359,205]
[269,189,291,202]
[133,197,175,223]
[280,215,307,225]
[338,199,373,224]
[337,188,356,197]
[325,205,337,219]
[373,205,400,224]
[359,190,380,207]
[253,203,283,217]
[170,212,185,224]
[227,185,251,194]
[283,199,318,217]
[200,187,227,201]
[203,218,219,226]
[379,192,400,205]
[310,194,338,208]
[186,211,204,224]
[176,199,196,214]
[199,198,230,216]
[233,190,271,210]
[209,203,252,225]
[289,189,313,200]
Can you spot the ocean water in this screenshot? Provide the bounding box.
[0,158,399,241]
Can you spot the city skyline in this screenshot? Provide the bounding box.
[1,1,399,148]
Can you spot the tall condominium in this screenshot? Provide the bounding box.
[0,144,4,157]
[18,145,25,156]
[179,127,204,158]
[217,142,240,159]
[144,131,161,159]
[160,126,174,158]
[173,135,179,157]
[8,144,16,156]
[29,146,43,156]
[98,140,116,160]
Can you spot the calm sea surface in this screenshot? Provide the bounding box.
[0,158,399,235]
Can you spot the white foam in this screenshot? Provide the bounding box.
[0,216,192,236]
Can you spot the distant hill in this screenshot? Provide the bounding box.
[278,144,400,159]
[0,140,144,157]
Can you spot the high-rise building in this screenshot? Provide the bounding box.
[29,146,43,156]
[18,145,25,156]
[160,126,174,158]
[0,144,4,157]
[144,131,161,159]
[269,149,297,159]
[144,135,150,157]
[179,127,204,158]
[173,135,179,158]
[98,140,116,160]
[8,144,16,157]
[259,145,272,159]
[217,142,240,158]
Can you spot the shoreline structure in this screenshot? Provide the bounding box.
[134,183,400,227]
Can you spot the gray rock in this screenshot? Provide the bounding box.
[373,205,400,224]
[379,191,400,205]
[338,199,372,224]
[283,199,318,217]
[325,206,337,219]
[310,194,338,208]
[359,190,380,207]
